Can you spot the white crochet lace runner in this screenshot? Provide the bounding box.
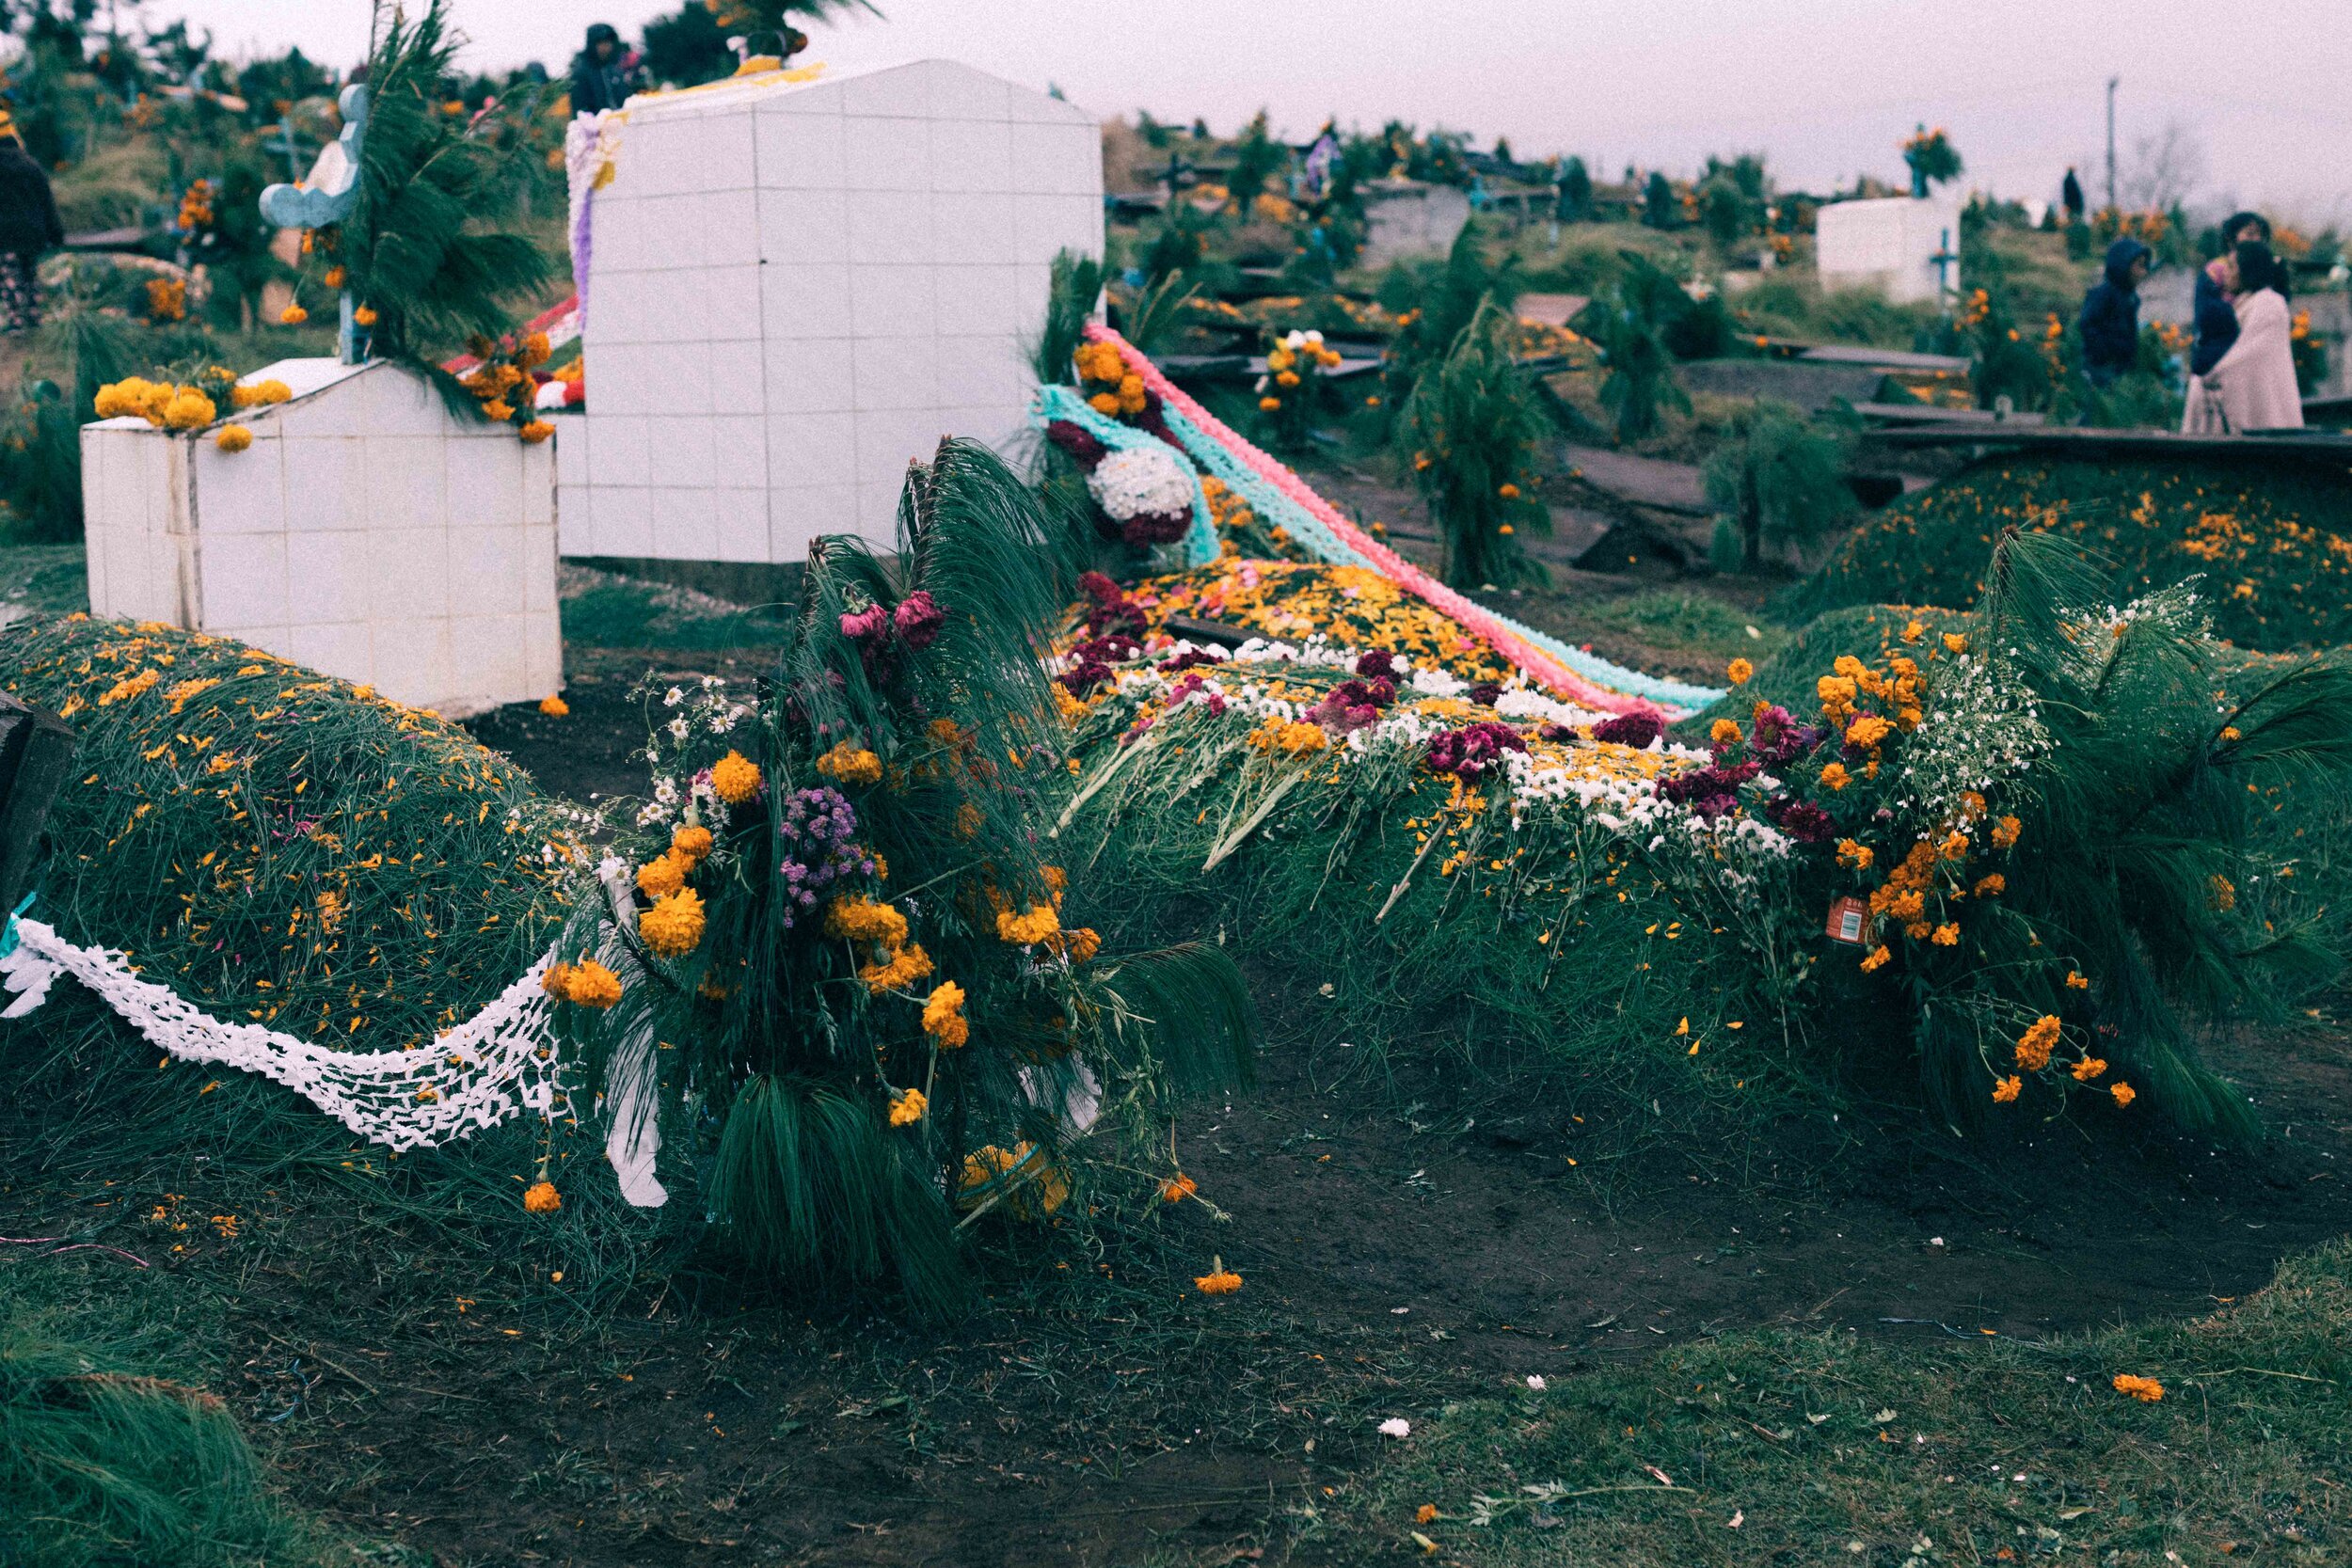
[0,916,568,1153]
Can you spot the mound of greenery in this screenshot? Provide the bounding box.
[1786,455,2352,651]
[1337,1237,2352,1564]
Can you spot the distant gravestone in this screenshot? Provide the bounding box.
[0,690,72,917]
[1360,178,1471,266]
[1815,193,1963,305]
[560,58,1104,563]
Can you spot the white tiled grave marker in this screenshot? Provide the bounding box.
[563,58,1103,563]
[1813,193,1963,306]
[80,356,561,717]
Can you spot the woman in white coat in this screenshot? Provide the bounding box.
[2185,242,2302,432]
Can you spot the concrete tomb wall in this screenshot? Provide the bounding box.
[1814,194,1963,306]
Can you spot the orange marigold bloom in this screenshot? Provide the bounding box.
[523,1180,562,1214]
[1973,873,2005,896]
[1836,838,1873,870]
[1726,657,1753,685]
[2111,1373,2163,1402]
[711,750,763,803]
[1991,1075,2022,1103]
[1415,1504,1439,1525]
[1859,944,1891,973]
[1990,815,2022,848]
[564,959,623,1008]
[816,741,883,785]
[1820,760,1851,791]
[1159,1173,1199,1203]
[996,902,1061,945]
[672,823,714,863]
[1845,713,1893,750]
[637,850,688,900]
[2071,1055,2108,1082]
[1195,1258,1243,1295]
[2015,1014,2061,1071]
[2065,970,2090,990]
[540,960,573,997]
[1900,619,1925,644]
[922,979,970,1048]
[1943,633,1967,654]
[1931,922,1960,946]
[2110,1082,2137,1108]
[537,693,569,716]
[888,1087,928,1127]
[1709,718,1741,746]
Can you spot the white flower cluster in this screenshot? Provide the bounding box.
[1087,445,1197,522]
[632,674,755,829]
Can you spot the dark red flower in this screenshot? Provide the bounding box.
[1593,709,1664,748]
[1045,420,1108,468]
[1354,649,1401,680]
[1767,797,1834,843]
[1425,721,1528,778]
[1120,509,1193,546]
[892,590,945,649]
[1467,680,1503,706]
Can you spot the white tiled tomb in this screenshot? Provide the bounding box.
[563,57,1103,562]
[1814,193,1963,307]
[80,356,562,717]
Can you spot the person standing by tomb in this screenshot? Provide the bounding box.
[2197,241,2303,432]
[2060,166,2085,226]
[569,23,637,115]
[2075,237,2150,389]
[0,118,64,335]
[2190,212,2274,383]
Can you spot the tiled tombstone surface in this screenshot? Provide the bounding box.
[80,357,562,718]
[564,57,1103,563]
[1813,194,1963,306]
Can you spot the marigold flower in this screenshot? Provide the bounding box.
[1943,633,1967,654]
[1498,483,1520,499]
[1415,1504,1439,1525]
[637,850,688,900]
[1089,391,1123,416]
[564,958,623,1008]
[1836,838,1873,870]
[2218,725,2241,742]
[352,304,378,326]
[215,424,253,452]
[1819,760,1851,791]
[1709,718,1741,746]
[1990,815,2022,848]
[996,902,1061,945]
[2207,874,2235,911]
[859,941,934,993]
[1051,926,1102,962]
[2111,1373,2163,1402]
[163,389,216,430]
[1845,713,1893,750]
[2015,1014,2061,1070]
[1859,944,1891,973]
[540,960,573,997]
[1727,657,1753,685]
[482,399,515,422]
[2072,1055,2107,1082]
[1195,1257,1243,1295]
[1498,523,1515,535]
[1901,619,1924,644]
[639,888,706,958]
[816,741,883,785]
[520,420,555,444]
[711,749,763,803]
[1973,874,2005,896]
[888,1087,928,1127]
[826,894,908,947]
[922,979,969,1047]
[532,692,570,718]
[2110,1082,2137,1108]
[1931,922,1960,946]
[1903,921,1932,941]
[1992,1075,2022,1103]
[2065,970,2089,990]
[1159,1173,1199,1203]
[672,823,713,863]
[1258,395,1280,411]
[280,304,308,325]
[322,265,346,288]
[958,1142,1068,1218]
[523,1180,562,1213]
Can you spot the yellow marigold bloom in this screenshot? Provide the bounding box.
[1090,391,1123,416]
[1859,944,1891,973]
[1250,718,1327,756]
[1937,831,1970,861]
[1943,633,1967,654]
[1060,926,1101,962]
[637,850,688,900]
[958,1142,1068,1218]
[1498,483,1520,499]
[1817,674,1857,711]
[322,265,346,288]
[711,749,763,803]
[2015,1013,2061,1071]
[482,399,515,422]
[672,823,714,863]
[1497,523,1515,535]
[922,980,969,1048]
[1991,1074,2022,1103]
[825,894,907,947]
[1726,657,1753,685]
[815,741,883,785]
[1833,655,1867,680]
[280,304,308,325]
[99,668,161,705]
[639,888,707,958]
[1053,682,1089,723]
[2218,725,2241,742]
[888,1087,928,1127]
[1195,1263,1243,1295]
[564,958,623,1008]
[2110,1082,2137,1108]
[1903,920,1932,941]
[215,424,253,452]
[352,304,378,326]
[540,960,573,997]
[1836,838,1873,870]
[1888,889,1926,921]
[1709,718,1741,746]
[2072,1055,2107,1082]
[2111,1373,2163,1402]
[2065,970,2089,990]
[533,692,569,717]
[1275,370,1301,388]
[996,902,1061,945]
[1990,815,2022,848]
[522,331,553,367]
[1258,395,1280,411]
[1901,619,1924,643]
[519,420,555,444]
[859,942,934,993]
[1845,713,1892,750]
[163,389,216,430]
[523,1180,562,1213]
[1973,873,2005,896]
[1931,922,1959,946]
[1820,760,1851,791]
[1159,1173,1198,1203]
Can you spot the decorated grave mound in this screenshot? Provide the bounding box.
[1051,529,2352,1141]
[1788,454,2352,652]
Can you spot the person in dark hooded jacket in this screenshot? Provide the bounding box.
[0,126,64,334]
[569,23,636,116]
[2076,237,2150,388]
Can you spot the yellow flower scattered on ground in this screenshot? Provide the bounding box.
[1195,1257,1243,1294]
[523,1180,562,1213]
[1159,1173,1198,1203]
[538,693,568,716]
[2112,1373,2164,1402]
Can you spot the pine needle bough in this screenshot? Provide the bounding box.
[1401,296,1552,590]
[556,440,1254,1312]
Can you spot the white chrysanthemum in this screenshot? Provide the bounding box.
[1087,445,1197,521]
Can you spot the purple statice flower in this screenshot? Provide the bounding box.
[776,785,869,928]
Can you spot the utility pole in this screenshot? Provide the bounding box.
[2105,75,2119,213]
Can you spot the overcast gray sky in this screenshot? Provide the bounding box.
[157,0,2350,224]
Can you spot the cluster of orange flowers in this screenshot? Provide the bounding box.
[458,329,558,443]
[176,178,215,232]
[1074,339,1147,419]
